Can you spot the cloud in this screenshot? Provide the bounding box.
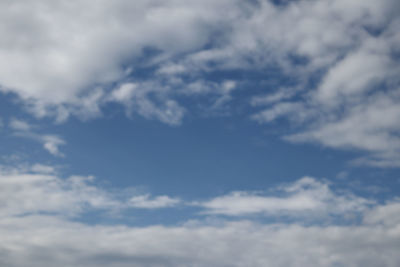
[251,102,309,124]
[129,194,180,209]
[9,118,32,131]
[0,0,237,123]
[1,0,400,164]
[0,171,117,218]
[364,200,400,227]
[30,163,57,174]
[108,82,185,125]
[0,166,182,218]
[284,92,400,167]
[249,0,400,166]
[0,165,399,266]
[0,203,399,267]
[41,135,66,157]
[198,177,371,218]
[9,119,66,157]
[250,87,298,106]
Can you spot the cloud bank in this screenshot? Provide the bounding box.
[0,165,399,267]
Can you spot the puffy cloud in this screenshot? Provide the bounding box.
[0,0,238,123]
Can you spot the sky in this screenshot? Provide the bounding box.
[0,0,400,266]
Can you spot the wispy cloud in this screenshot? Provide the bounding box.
[41,135,66,157]
[129,194,181,209]
[9,118,32,131]
[197,177,372,218]
[9,118,66,157]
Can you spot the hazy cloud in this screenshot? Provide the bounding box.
[129,194,181,209]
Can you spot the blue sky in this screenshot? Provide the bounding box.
[1,0,400,266]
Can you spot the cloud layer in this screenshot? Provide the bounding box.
[0,166,399,267]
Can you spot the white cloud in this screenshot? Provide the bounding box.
[0,166,183,218]
[109,83,137,104]
[284,92,400,167]
[1,0,400,164]
[0,203,399,267]
[249,0,400,166]
[251,102,309,124]
[129,194,180,209]
[9,118,32,131]
[8,117,66,157]
[107,79,237,124]
[364,200,400,227]
[30,163,57,174]
[250,87,299,106]
[108,82,185,125]
[12,129,67,158]
[41,135,66,157]
[0,171,116,217]
[315,42,398,106]
[0,166,399,266]
[0,0,237,123]
[198,177,371,217]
